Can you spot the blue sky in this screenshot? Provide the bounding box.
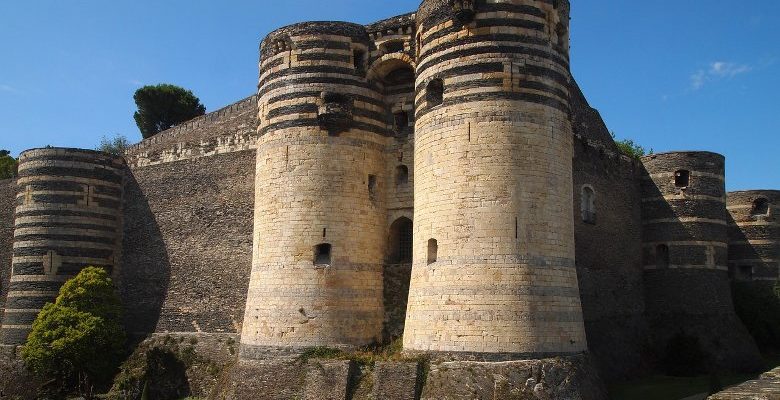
[0,1,777,191]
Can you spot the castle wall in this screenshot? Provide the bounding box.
[640,152,762,372]
[124,95,258,168]
[404,0,587,357]
[0,148,125,345]
[727,190,780,281]
[241,22,392,354]
[120,150,255,337]
[0,179,17,328]
[572,136,647,381]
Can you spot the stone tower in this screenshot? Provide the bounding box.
[240,22,392,355]
[404,0,588,356]
[640,152,762,371]
[727,190,779,281]
[0,148,124,345]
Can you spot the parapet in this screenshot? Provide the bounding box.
[123,95,258,168]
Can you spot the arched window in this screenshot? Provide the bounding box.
[675,170,690,188]
[388,217,413,263]
[751,198,769,217]
[426,79,444,107]
[314,243,332,265]
[427,239,438,265]
[396,165,409,187]
[581,185,596,224]
[656,244,670,269]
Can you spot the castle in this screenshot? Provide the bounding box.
[1,0,778,393]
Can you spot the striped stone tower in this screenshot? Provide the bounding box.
[640,151,762,370]
[404,0,588,357]
[0,148,125,345]
[240,22,392,356]
[727,190,780,281]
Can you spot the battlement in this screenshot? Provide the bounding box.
[124,94,257,168]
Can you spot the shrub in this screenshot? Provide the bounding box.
[21,266,126,397]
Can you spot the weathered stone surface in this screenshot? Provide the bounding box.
[215,357,305,400]
[0,179,16,329]
[0,345,41,400]
[303,359,354,400]
[421,354,607,400]
[107,333,239,400]
[372,361,421,400]
[120,151,255,338]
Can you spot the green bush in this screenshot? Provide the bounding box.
[732,281,780,351]
[0,149,18,179]
[21,266,126,397]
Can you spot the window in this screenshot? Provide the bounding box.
[426,79,444,107]
[751,198,769,217]
[396,165,409,187]
[394,111,409,132]
[368,175,377,200]
[656,244,670,269]
[427,239,438,265]
[581,185,596,224]
[382,40,404,54]
[314,243,332,265]
[389,217,413,263]
[353,50,365,73]
[675,170,690,188]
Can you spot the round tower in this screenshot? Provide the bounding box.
[240,22,391,355]
[0,148,125,345]
[404,0,588,357]
[640,151,762,371]
[727,190,780,281]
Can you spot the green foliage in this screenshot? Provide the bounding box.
[0,149,18,179]
[21,266,126,397]
[611,131,652,159]
[733,281,780,351]
[133,84,206,139]
[97,134,131,156]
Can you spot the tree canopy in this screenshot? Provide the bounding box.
[0,150,18,179]
[22,267,126,397]
[97,134,130,156]
[611,132,652,159]
[133,84,206,139]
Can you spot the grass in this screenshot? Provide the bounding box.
[299,337,425,367]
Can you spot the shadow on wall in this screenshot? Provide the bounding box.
[120,171,170,343]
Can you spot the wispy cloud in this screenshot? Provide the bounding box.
[0,84,20,93]
[129,79,144,87]
[690,61,752,90]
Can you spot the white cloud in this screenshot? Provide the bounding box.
[690,61,752,90]
[0,84,19,93]
[129,79,144,86]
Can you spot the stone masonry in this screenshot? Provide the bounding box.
[0,0,778,396]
